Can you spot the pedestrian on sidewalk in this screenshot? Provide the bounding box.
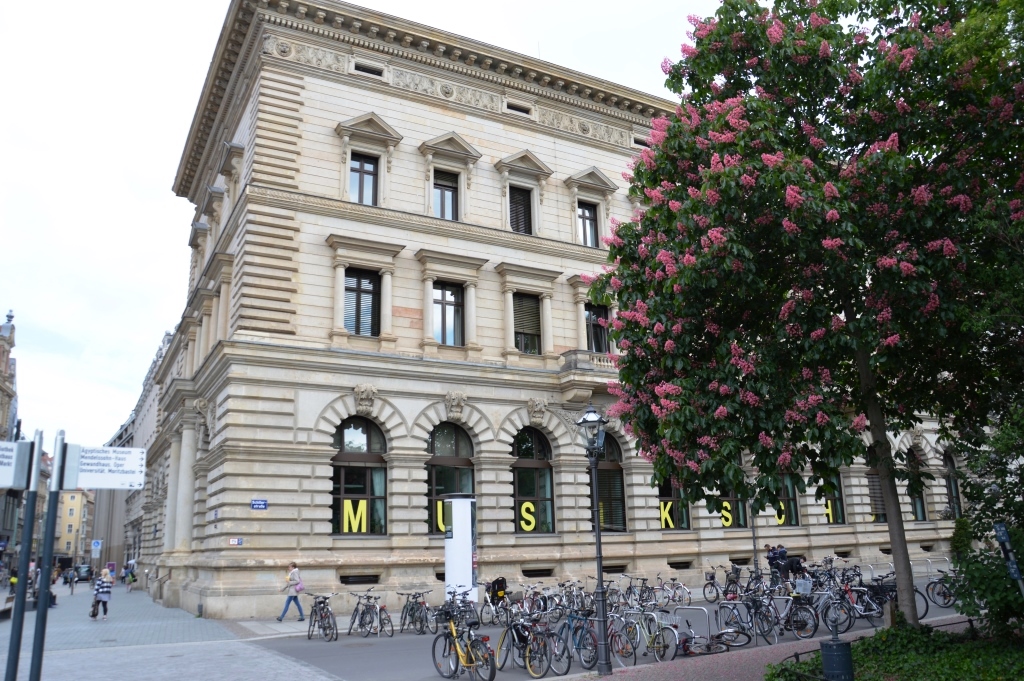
[276,562,305,622]
[92,568,114,620]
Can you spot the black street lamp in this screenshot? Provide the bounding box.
[576,403,612,676]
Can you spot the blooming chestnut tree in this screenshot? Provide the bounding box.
[592,0,1022,623]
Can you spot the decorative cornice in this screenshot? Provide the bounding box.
[247,184,611,264]
[174,0,672,199]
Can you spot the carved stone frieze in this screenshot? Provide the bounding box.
[527,397,548,427]
[445,390,468,423]
[537,108,630,148]
[354,383,378,416]
[262,34,347,73]
[392,68,438,96]
[393,68,500,113]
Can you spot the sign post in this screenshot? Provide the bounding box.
[29,431,67,681]
[993,522,1024,600]
[5,434,41,681]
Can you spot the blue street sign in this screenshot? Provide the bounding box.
[994,522,1010,544]
[250,500,268,510]
[1009,560,1021,581]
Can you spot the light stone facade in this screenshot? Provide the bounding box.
[134,1,963,618]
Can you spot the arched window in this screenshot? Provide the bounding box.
[775,475,800,527]
[331,416,387,535]
[943,454,962,519]
[512,427,554,533]
[426,422,474,534]
[594,436,627,532]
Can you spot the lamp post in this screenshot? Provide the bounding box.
[576,403,612,676]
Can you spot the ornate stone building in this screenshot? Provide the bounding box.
[135,1,962,618]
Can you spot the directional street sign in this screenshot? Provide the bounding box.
[91,539,101,559]
[0,442,32,490]
[65,447,146,490]
[994,522,1010,545]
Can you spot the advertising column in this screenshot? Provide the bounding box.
[443,494,477,602]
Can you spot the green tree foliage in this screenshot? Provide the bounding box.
[590,0,1022,625]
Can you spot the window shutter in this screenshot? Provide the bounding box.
[866,471,886,516]
[509,187,533,235]
[434,170,459,187]
[344,275,358,333]
[513,293,541,334]
[598,469,626,531]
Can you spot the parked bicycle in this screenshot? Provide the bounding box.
[306,592,339,641]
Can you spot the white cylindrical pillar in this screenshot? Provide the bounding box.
[423,276,435,344]
[174,422,198,552]
[503,288,516,352]
[540,293,554,356]
[381,269,394,337]
[192,322,203,370]
[184,338,194,377]
[162,434,182,555]
[218,280,230,341]
[576,298,588,350]
[333,261,347,333]
[464,282,478,346]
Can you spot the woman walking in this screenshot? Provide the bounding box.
[276,562,304,622]
[92,568,114,620]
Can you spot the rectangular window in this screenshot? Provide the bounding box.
[427,465,474,534]
[68,508,74,517]
[65,541,71,552]
[911,493,927,522]
[866,471,887,523]
[433,170,459,221]
[578,201,599,247]
[719,493,748,528]
[70,495,76,501]
[509,186,533,235]
[585,304,609,353]
[514,467,554,533]
[67,524,73,534]
[349,153,378,206]
[658,481,690,530]
[776,475,800,526]
[344,269,380,337]
[513,293,541,355]
[433,282,464,346]
[597,470,627,532]
[823,474,846,524]
[331,466,386,535]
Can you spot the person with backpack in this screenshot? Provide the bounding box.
[91,568,114,620]
[276,562,304,622]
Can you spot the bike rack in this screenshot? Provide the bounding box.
[672,605,712,639]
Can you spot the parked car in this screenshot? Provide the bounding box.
[74,565,93,583]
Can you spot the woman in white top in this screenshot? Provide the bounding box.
[276,562,305,622]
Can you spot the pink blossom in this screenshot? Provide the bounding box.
[819,41,831,58]
[948,194,973,213]
[661,58,673,75]
[816,411,830,425]
[761,151,785,168]
[810,328,826,341]
[707,227,727,246]
[877,308,892,323]
[785,185,805,209]
[822,237,844,250]
[900,262,917,276]
[809,12,829,29]
[910,185,932,206]
[824,182,839,200]
[714,405,729,419]
[802,367,814,380]
[759,432,774,448]
[682,253,697,267]
[782,218,801,235]
[740,174,756,188]
[767,19,785,45]
[881,334,901,348]
[825,210,840,223]
[705,189,721,205]
[777,451,792,467]
[809,136,825,149]
[669,200,683,211]
[779,299,796,320]
[851,414,868,432]
[877,256,898,269]
[664,340,676,352]
[681,44,699,59]
[831,315,845,331]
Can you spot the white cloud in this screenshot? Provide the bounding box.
[0,0,719,447]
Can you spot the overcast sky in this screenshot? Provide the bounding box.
[0,0,718,450]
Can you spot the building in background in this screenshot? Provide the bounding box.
[120,0,962,618]
[0,311,19,572]
[54,490,93,565]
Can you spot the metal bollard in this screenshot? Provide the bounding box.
[820,611,854,681]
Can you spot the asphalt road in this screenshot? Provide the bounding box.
[252,588,958,681]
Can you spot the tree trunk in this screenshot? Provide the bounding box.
[854,346,920,626]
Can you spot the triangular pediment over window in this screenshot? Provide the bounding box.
[564,166,618,194]
[335,112,404,146]
[418,131,482,162]
[495,149,553,180]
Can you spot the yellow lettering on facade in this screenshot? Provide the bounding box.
[519,501,536,532]
[776,501,786,526]
[824,500,834,523]
[721,501,733,527]
[343,499,367,533]
[436,500,446,533]
[660,501,674,529]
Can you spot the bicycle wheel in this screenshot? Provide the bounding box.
[676,585,692,607]
[426,606,440,635]
[495,628,514,671]
[347,606,360,636]
[623,619,640,649]
[470,638,496,681]
[525,636,550,679]
[723,582,739,600]
[576,626,598,669]
[432,633,458,679]
[653,626,677,662]
[547,631,572,676]
[913,587,930,620]
[755,609,777,645]
[307,606,317,639]
[720,604,742,631]
[479,600,495,626]
[716,629,751,647]
[380,609,394,637]
[360,608,375,637]
[930,581,956,608]
[790,604,817,639]
[608,631,636,667]
[703,582,720,603]
[694,641,729,654]
[547,605,564,624]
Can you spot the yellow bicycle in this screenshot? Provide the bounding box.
[431,604,495,681]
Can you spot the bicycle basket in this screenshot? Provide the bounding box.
[729,566,741,580]
[794,579,812,596]
[705,571,716,581]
